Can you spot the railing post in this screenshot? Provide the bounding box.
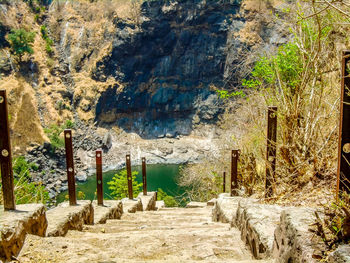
[265,106,277,198]
[0,90,15,210]
[96,150,103,205]
[142,157,147,196]
[64,129,76,205]
[126,154,133,200]
[337,50,350,197]
[223,171,226,193]
[230,150,239,197]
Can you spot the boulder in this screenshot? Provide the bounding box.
[102,132,112,151]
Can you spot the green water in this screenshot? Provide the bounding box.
[56,164,185,203]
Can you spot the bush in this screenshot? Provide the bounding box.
[44,121,75,152]
[44,124,65,151]
[157,188,178,207]
[108,169,142,199]
[7,28,35,62]
[13,156,38,179]
[0,157,50,205]
[40,25,54,55]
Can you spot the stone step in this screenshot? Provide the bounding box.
[17,205,259,262]
[45,200,93,237]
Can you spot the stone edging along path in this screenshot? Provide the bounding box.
[212,193,350,263]
[0,192,157,262]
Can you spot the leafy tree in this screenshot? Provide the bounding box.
[7,28,35,62]
[108,169,142,199]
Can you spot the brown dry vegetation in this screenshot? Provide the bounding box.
[179,0,349,208]
[0,0,138,152]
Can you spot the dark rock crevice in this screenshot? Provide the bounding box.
[94,0,243,138]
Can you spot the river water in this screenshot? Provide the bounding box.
[56,164,186,204]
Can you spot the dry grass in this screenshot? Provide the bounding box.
[0,76,47,153]
[180,0,347,207]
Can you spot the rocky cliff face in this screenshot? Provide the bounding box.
[0,0,284,146]
[0,0,285,199]
[93,0,242,138]
[53,0,283,138]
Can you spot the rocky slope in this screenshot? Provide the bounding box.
[0,0,287,198]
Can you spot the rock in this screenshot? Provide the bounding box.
[93,0,243,139]
[59,185,68,192]
[156,200,165,210]
[235,198,258,228]
[273,207,325,263]
[212,193,241,224]
[93,200,123,224]
[137,192,157,211]
[207,198,216,206]
[76,171,87,182]
[240,203,284,259]
[186,202,207,208]
[328,245,350,263]
[102,132,112,151]
[122,198,143,213]
[0,204,47,261]
[46,200,94,237]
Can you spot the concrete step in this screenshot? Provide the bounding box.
[17,206,268,262]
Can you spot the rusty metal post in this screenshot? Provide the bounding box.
[64,129,76,205]
[223,171,226,193]
[0,90,15,210]
[337,51,350,197]
[126,154,133,199]
[230,150,239,196]
[265,106,277,198]
[96,150,103,205]
[142,157,147,196]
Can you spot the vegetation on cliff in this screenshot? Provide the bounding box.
[178,0,350,252]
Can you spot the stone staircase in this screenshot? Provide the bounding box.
[16,204,272,263]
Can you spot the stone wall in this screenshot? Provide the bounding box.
[213,195,344,263]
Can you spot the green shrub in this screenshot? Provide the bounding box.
[108,169,143,199]
[44,124,65,151]
[7,28,35,62]
[157,188,178,207]
[44,121,75,152]
[163,195,177,207]
[40,25,54,55]
[0,157,50,205]
[65,120,74,129]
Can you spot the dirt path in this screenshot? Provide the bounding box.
[17,206,272,263]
